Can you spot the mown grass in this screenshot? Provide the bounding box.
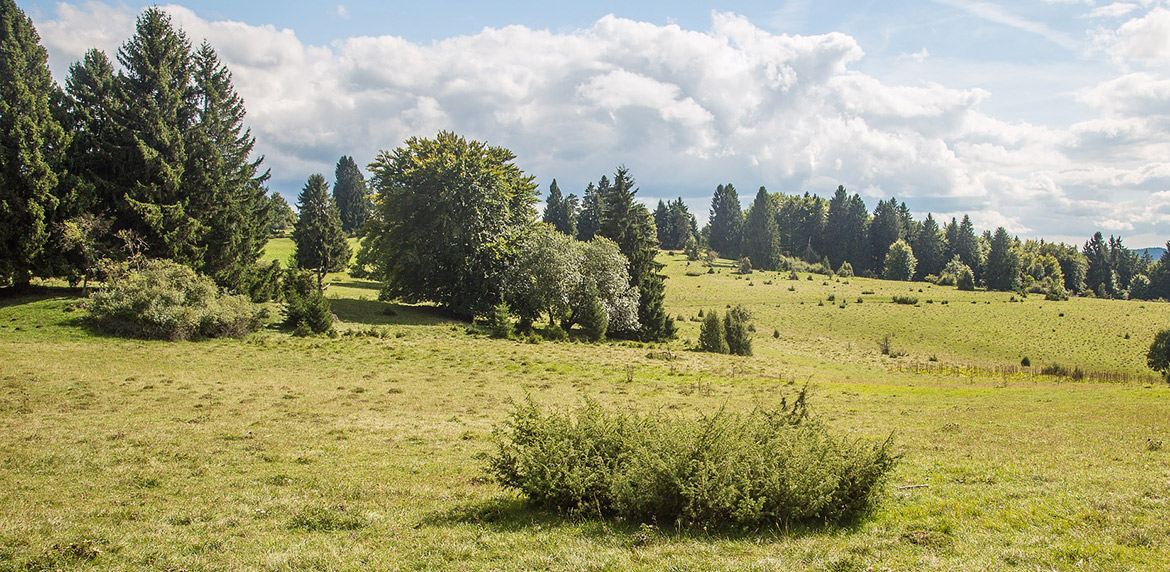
[0,249,1168,571]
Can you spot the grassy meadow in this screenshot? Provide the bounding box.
[1,245,1168,571]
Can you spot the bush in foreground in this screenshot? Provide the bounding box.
[487,389,897,527]
[282,270,333,335]
[86,259,265,341]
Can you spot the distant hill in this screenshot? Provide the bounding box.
[1135,247,1167,261]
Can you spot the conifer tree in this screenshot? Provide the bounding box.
[870,198,902,274]
[912,213,947,280]
[984,227,1020,291]
[113,7,202,265]
[741,187,781,271]
[0,0,67,287]
[576,181,602,241]
[698,309,728,354]
[598,166,673,341]
[333,155,370,234]
[186,42,270,290]
[724,305,753,356]
[292,174,350,290]
[542,179,577,236]
[708,183,743,258]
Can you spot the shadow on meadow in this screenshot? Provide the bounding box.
[328,297,461,327]
[423,495,861,543]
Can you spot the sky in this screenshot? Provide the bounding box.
[19,0,1170,246]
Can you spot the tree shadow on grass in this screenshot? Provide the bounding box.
[422,495,860,543]
[328,297,462,327]
[0,285,80,308]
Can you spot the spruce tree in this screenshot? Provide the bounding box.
[741,187,781,271]
[654,200,670,247]
[984,227,1020,291]
[292,174,351,290]
[576,181,602,241]
[698,310,728,354]
[333,155,370,235]
[724,305,752,356]
[708,183,743,258]
[542,179,576,236]
[113,7,202,265]
[598,166,672,341]
[186,42,270,290]
[870,198,902,274]
[0,0,66,287]
[912,213,947,279]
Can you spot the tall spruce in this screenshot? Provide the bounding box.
[598,166,673,341]
[825,186,870,273]
[984,227,1020,291]
[186,42,270,290]
[542,179,577,236]
[1083,231,1115,297]
[333,155,370,235]
[0,0,67,287]
[741,187,782,271]
[912,213,947,280]
[708,183,743,258]
[869,198,902,275]
[576,181,602,241]
[292,174,350,290]
[113,7,201,265]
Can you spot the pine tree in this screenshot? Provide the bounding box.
[653,199,670,246]
[186,42,270,290]
[1083,231,1114,297]
[333,155,370,235]
[542,179,576,236]
[292,174,351,290]
[708,183,743,258]
[0,0,67,287]
[952,215,983,280]
[741,187,781,271]
[870,198,902,275]
[724,305,753,356]
[60,49,118,220]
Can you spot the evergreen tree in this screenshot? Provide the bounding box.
[1083,231,1115,297]
[576,181,602,241]
[951,215,983,281]
[113,7,201,265]
[870,198,902,275]
[882,240,917,281]
[912,213,947,280]
[598,166,673,341]
[268,192,296,236]
[654,199,670,246]
[542,179,577,236]
[292,174,350,290]
[333,155,370,235]
[984,227,1021,291]
[185,42,270,290]
[698,309,728,354]
[708,183,743,258]
[724,305,753,356]
[60,48,118,224]
[824,187,871,274]
[741,187,782,271]
[0,0,67,287]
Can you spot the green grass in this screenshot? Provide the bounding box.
[0,250,1168,571]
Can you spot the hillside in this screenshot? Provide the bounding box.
[0,250,1168,571]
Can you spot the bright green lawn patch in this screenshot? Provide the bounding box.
[1,250,1168,571]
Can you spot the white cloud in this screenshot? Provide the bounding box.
[337,5,349,19]
[27,3,1170,244]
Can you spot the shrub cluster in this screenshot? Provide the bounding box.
[697,306,752,355]
[282,269,333,335]
[85,259,266,341]
[487,390,897,527]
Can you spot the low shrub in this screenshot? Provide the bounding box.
[487,390,897,527]
[282,270,333,335]
[85,259,266,341]
[892,295,918,305]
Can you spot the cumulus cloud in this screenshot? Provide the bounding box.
[27,2,1170,244]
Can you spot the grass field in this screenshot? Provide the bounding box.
[1,248,1168,571]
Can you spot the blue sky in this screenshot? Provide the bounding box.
[21,0,1170,246]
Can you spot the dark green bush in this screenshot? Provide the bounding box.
[282,270,333,334]
[85,259,266,341]
[488,390,897,527]
[724,305,753,356]
[891,295,918,305]
[697,310,728,354]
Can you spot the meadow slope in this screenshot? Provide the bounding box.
[0,249,1168,571]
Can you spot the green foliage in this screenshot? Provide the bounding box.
[957,265,976,291]
[824,186,870,275]
[485,302,515,340]
[892,294,918,305]
[984,227,1021,291]
[654,197,698,250]
[836,261,854,278]
[1147,329,1170,380]
[707,183,743,259]
[542,179,578,237]
[487,393,898,527]
[282,269,333,335]
[268,192,297,237]
[577,285,609,342]
[0,0,66,287]
[742,187,782,271]
[575,180,603,241]
[361,131,537,318]
[242,259,283,303]
[698,310,728,354]
[737,257,753,274]
[292,174,351,289]
[333,155,370,235]
[882,240,917,282]
[912,214,948,280]
[724,305,753,356]
[85,258,265,340]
